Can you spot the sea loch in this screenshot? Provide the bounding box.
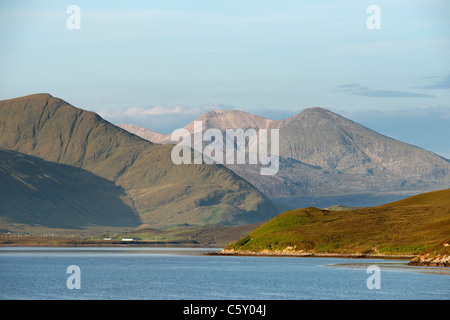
[0,247,448,300]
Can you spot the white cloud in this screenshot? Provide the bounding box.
[97,103,234,134]
[124,106,192,117]
[99,103,233,119]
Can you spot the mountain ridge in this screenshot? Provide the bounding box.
[118,106,450,205]
[0,93,279,229]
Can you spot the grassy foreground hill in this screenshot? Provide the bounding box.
[224,189,450,257]
[0,94,278,229]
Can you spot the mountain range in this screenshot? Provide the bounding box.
[119,108,450,208]
[2,93,449,232]
[0,94,278,230]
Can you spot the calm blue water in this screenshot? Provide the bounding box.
[0,247,448,300]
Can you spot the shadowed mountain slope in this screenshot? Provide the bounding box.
[0,148,140,229]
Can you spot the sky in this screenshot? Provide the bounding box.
[1,0,449,157]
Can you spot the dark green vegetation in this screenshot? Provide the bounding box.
[225,189,450,256]
[0,94,278,230]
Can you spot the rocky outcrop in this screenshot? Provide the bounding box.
[409,254,450,267]
[216,249,415,260]
[408,242,450,267]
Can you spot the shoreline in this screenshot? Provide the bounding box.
[209,249,416,261]
[0,242,222,248]
[211,249,449,267]
[0,244,416,260]
[0,244,415,261]
[2,243,448,267]
[0,244,222,248]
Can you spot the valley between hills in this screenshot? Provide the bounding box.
[0,93,449,266]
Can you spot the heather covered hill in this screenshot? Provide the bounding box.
[223,189,450,256]
[0,94,278,229]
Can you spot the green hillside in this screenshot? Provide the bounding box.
[225,189,450,255]
[0,94,278,229]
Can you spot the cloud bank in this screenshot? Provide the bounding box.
[338,84,435,98]
[416,74,450,90]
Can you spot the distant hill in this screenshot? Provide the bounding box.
[119,108,450,207]
[118,109,273,144]
[0,94,278,229]
[223,189,450,256]
[182,110,273,132]
[118,124,170,144]
[269,107,450,181]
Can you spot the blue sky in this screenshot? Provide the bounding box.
[1,0,449,157]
